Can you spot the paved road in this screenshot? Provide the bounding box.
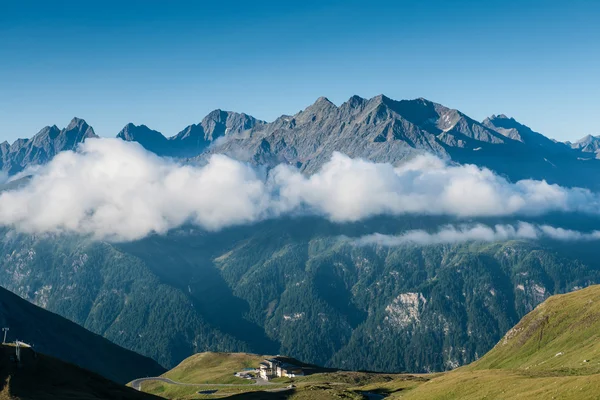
[131,376,274,391]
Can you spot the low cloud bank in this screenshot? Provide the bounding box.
[354,223,600,247]
[1,138,600,241]
[0,139,270,241]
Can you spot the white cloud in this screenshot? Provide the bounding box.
[269,152,600,220]
[0,139,270,241]
[1,139,600,242]
[538,225,600,241]
[354,223,600,247]
[354,223,539,246]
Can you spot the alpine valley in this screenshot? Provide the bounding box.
[2,94,600,379]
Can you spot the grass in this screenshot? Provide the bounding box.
[392,284,600,399]
[139,352,431,400]
[469,285,600,374]
[139,352,285,399]
[395,369,600,400]
[161,352,265,384]
[140,382,274,400]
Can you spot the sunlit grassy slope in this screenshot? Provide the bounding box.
[139,352,427,399]
[162,352,264,384]
[397,284,600,399]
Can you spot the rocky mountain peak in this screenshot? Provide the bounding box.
[570,134,600,154]
[575,134,597,145]
[202,109,228,124]
[117,123,162,141]
[1,119,98,175]
[116,123,168,155]
[487,114,510,121]
[66,117,87,130]
[346,95,366,107]
[302,96,338,114]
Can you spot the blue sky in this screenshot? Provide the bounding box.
[0,0,598,142]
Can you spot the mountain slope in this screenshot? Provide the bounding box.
[0,285,165,384]
[399,285,600,399]
[470,283,600,374]
[135,286,600,399]
[2,217,600,374]
[0,344,161,400]
[0,231,260,369]
[0,118,97,175]
[482,113,564,151]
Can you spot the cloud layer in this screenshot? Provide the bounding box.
[0,139,269,241]
[354,223,600,247]
[1,138,600,241]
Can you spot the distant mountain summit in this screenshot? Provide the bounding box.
[170,110,264,157]
[0,117,97,175]
[117,110,264,157]
[570,134,600,157]
[117,123,170,156]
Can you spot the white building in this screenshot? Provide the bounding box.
[258,358,305,380]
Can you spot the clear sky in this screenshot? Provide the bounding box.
[1,0,598,143]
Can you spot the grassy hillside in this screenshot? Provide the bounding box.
[161,352,265,384]
[470,284,600,374]
[0,285,165,384]
[0,344,161,400]
[138,352,429,399]
[396,284,600,399]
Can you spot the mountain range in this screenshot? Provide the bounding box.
[2,95,600,377]
[2,95,599,189]
[1,118,97,176]
[2,217,600,374]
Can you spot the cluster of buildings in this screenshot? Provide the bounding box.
[258,358,305,380]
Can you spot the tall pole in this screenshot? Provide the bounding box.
[2,328,8,344]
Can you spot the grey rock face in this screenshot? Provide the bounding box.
[1,117,98,175]
[188,95,600,189]
[201,95,469,173]
[482,114,568,152]
[195,96,559,176]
